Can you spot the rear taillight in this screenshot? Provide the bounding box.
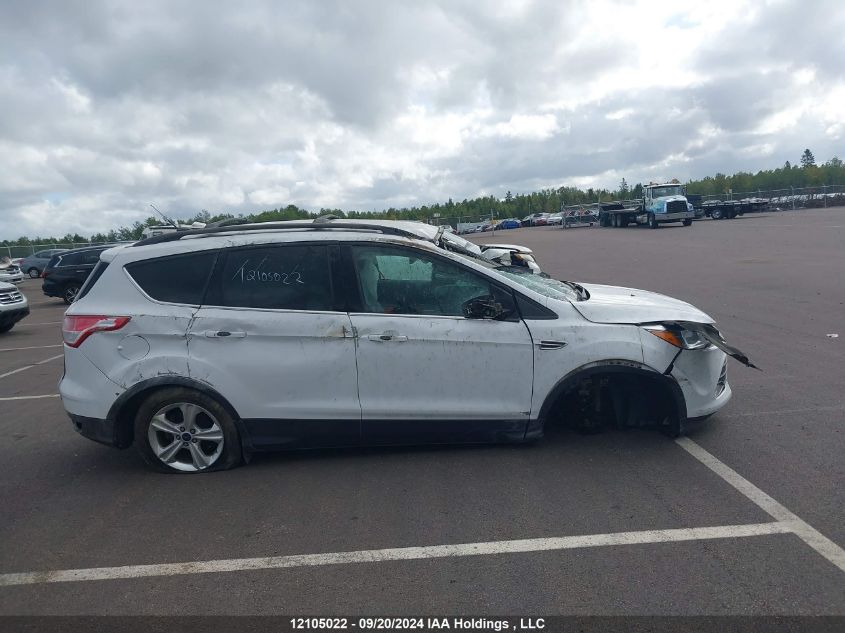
[62,315,131,348]
[41,270,48,278]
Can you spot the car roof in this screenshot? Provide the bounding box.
[132,218,441,247]
[103,229,444,264]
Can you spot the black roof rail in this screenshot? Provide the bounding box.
[131,220,427,247]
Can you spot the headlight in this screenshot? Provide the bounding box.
[643,324,711,350]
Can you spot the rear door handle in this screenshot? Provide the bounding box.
[205,330,247,338]
[366,334,408,342]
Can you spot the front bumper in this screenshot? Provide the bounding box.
[671,347,732,418]
[0,306,30,327]
[656,212,695,222]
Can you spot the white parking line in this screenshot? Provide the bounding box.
[676,438,845,573]
[15,321,63,327]
[0,344,63,352]
[730,405,845,417]
[0,394,60,401]
[0,522,791,587]
[0,354,64,380]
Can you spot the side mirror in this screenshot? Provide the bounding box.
[462,296,506,320]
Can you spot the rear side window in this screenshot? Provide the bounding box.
[209,244,333,311]
[126,251,217,305]
[58,250,104,267]
[75,262,110,301]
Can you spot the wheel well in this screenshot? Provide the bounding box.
[539,365,686,436]
[109,379,244,449]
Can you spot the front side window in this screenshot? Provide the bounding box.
[351,245,495,316]
[211,244,333,311]
[126,251,217,304]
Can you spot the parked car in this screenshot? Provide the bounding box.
[0,258,24,285]
[495,218,521,230]
[520,213,549,227]
[546,212,564,225]
[60,219,754,473]
[42,245,115,304]
[0,282,29,333]
[20,249,68,278]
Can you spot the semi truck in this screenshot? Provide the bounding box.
[598,183,695,228]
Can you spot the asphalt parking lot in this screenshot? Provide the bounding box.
[0,208,843,615]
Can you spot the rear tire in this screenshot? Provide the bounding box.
[711,208,724,220]
[28,268,40,279]
[63,284,80,304]
[683,219,692,226]
[133,388,243,474]
[648,213,659,229]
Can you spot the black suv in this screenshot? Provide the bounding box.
[42,246,113,304]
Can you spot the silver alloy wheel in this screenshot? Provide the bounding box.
[28,268,40,278]
[146,402,225,472]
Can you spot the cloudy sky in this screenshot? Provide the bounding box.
[1,0,843,238]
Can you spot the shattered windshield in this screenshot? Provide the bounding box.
[490,268,579,301]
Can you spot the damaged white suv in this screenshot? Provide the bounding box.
[60,219,755,473]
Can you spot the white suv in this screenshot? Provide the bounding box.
[60,220,755,473]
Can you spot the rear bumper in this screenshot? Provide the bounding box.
[0,306,29,327]
[69,413,120,447]
[42,279,62,298]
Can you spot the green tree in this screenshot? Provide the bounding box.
[800,149,816,168]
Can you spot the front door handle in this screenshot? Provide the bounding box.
[205,330,247,338]
[366,334,408,342]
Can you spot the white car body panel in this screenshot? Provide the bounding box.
[523,301,648,418]
[349,312,534,421]
[186,307,360,420]
[572,283,714,325]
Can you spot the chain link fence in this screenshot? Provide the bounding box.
[700,184,845,208]
[1,242,113,260]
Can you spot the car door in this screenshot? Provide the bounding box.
[187,242,361,449]
[345,243,534,444]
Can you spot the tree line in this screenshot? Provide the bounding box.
[3,152,843,246]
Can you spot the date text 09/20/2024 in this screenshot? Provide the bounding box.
[290,617,546,631]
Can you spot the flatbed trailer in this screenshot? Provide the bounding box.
[693,198,769,219]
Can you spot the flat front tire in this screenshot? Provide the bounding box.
[134,388,242,473]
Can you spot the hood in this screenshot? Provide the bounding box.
[571,282,713,325]
[0,280,17,291]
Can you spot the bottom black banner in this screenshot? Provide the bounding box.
[1,616,844,633]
